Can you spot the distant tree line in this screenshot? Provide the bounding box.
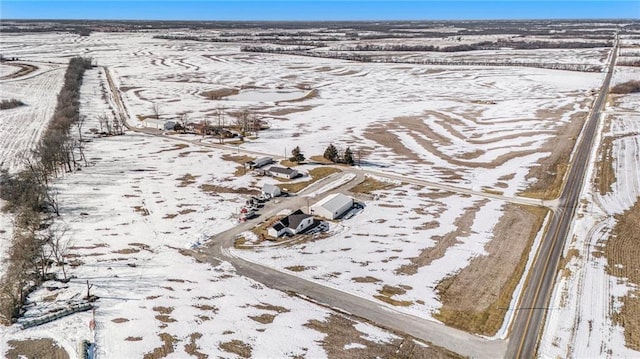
[0,57,93,325]
[240,46,604,72]
[154,35,327,47]
[330,39,612,52]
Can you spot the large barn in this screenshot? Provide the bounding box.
[311,193,353,220]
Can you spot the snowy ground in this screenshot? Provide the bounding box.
[539,66,640,357]
[1,31,604,197]
[0,61,66,172]
[0,68,420,358]
[0,29,623,357]
[235,179,512,326]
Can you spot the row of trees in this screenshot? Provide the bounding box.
[323,144,355,165]
[240,47,604,72]
[0,57,93,325]
[331,39,613,52]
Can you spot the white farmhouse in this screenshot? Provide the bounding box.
[267,209,314,238]
[311,193,353,220]
[268,166,298,179]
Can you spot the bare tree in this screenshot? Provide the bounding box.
[152,102,161,120]
[236,109,251,136]
[97,114,109,134]
[46,224,72,281]
[76,115,86,143]
[216,106,226,144]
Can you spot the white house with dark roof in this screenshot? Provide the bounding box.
[311,193,353,220]
[268,166,298,179]
[267,209,313,238]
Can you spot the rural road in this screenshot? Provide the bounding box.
[506,39,618,358]
[102,39,615,357]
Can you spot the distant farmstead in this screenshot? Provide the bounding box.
[267,209,313,238]
[311,193,353,220]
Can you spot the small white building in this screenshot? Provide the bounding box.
[311,193,353,220]
[267,209,314,238]
[144,118,176,131]
[268,166,298,179]
[262,183,281,198]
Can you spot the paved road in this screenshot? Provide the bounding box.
[506,40,618,359]
[103,52,612,358]
[191,170,506,359]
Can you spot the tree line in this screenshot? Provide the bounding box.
[330,39,613,52]
[240,46,604,72]
[0,57,93,325]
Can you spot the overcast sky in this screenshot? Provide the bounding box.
[1,1,638,21]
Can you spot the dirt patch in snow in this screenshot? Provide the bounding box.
[184,333,206,359]
[305,314,462,359]
[606,199,640,351]
[6,338,69,359]
[143,333,178,359]
[521,107,588,199]
[219,339,252,358]
[435,205,548,336]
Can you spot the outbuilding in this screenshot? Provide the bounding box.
[268,166,298,179]
[311,193,353,220]
[262,183,281,198]
[247,157,273,169]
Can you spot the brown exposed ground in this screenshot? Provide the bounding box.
[200,88,239,100]
[219,339,252,358]
[0,62,38,80]
[143,333,178,359]
[434,205,548,336]
[199,184,259,196]
[521,109,588,199]
[184,333,207,359]
[605,199,640,350]
[350,177,399,194]
[6,338,69,359]
[305,314,463,359]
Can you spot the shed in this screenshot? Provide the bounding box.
[268,166,298,179]
[311,193,353,220]
[262,183,281,198]
[248,157,273,169]
[267,222,287,238]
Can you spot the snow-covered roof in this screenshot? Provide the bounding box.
[313,193,352,213]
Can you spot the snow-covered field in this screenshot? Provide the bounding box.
[235,180,511,322]
[539,65,640,357]
[1,31,604,197]
[0,68,419,358]
[0,28,625,357]
[0,62,66,172]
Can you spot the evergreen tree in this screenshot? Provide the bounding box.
[323,143,338,163]
[290,146,305,163]
[343,147,355,165]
